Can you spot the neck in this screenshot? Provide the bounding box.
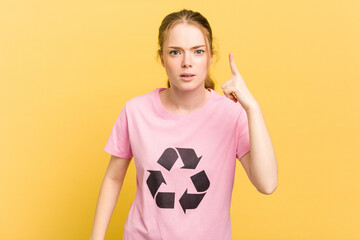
[163,86,211,114]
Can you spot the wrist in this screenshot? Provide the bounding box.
[244,101,260,112]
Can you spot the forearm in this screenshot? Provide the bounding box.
[90,176,124,240]
[246,103,278,194]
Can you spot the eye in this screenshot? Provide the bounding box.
[195,49,205,54]
[170,50,180,55]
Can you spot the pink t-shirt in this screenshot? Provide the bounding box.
[104,87,250,240]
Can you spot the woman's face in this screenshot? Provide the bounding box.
[160,23,212,91]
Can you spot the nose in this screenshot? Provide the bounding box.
[182,52,192,68]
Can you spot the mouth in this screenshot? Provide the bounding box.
[180,73,196,77]
[180,73,196,81]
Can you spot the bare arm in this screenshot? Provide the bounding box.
[221,52,277,195]
[239,104,278,195]
[90,155,132,240]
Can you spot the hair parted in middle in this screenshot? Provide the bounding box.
[157,9,216,90]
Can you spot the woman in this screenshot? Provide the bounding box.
[91,9,277,240]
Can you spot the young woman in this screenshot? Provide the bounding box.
[91,9,278,240]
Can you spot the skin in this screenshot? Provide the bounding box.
[222,53,278,194]
[160,22,278,194]
[91,18,278,240]
[159,22,212,114]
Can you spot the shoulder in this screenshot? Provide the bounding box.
[122,88,157,116]
[210,89,245,117]
[125,88,156,107]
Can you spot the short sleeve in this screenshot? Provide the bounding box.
[104,103,133,159]
[236,107,250,160]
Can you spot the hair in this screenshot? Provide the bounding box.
[157,9,216,90]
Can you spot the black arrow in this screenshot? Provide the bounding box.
[156,192,175,208]
[176,148,202,169]
[157,148,179,171]
[190,170,210,192]
[179,189,206,213]
[146,170,166,198]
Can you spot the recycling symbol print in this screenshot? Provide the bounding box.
[146,147,210,214]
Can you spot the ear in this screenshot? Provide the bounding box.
[159,50,165,67]
[161,56,165,67]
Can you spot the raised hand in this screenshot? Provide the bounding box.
[221,52,258,111]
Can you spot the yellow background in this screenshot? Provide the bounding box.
[1,0,359,239]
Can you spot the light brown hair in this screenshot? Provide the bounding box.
[157,9,216,90]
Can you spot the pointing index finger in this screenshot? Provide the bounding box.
[229,52,240,77]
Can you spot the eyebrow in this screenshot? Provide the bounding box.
[168,45,206,49]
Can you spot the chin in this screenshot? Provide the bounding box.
[171,81,205,92]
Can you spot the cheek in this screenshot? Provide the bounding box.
[165,60,179,77]
[198,58,210,71]
[170,58,182,69]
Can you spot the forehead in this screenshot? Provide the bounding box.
[165,23,206,47]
